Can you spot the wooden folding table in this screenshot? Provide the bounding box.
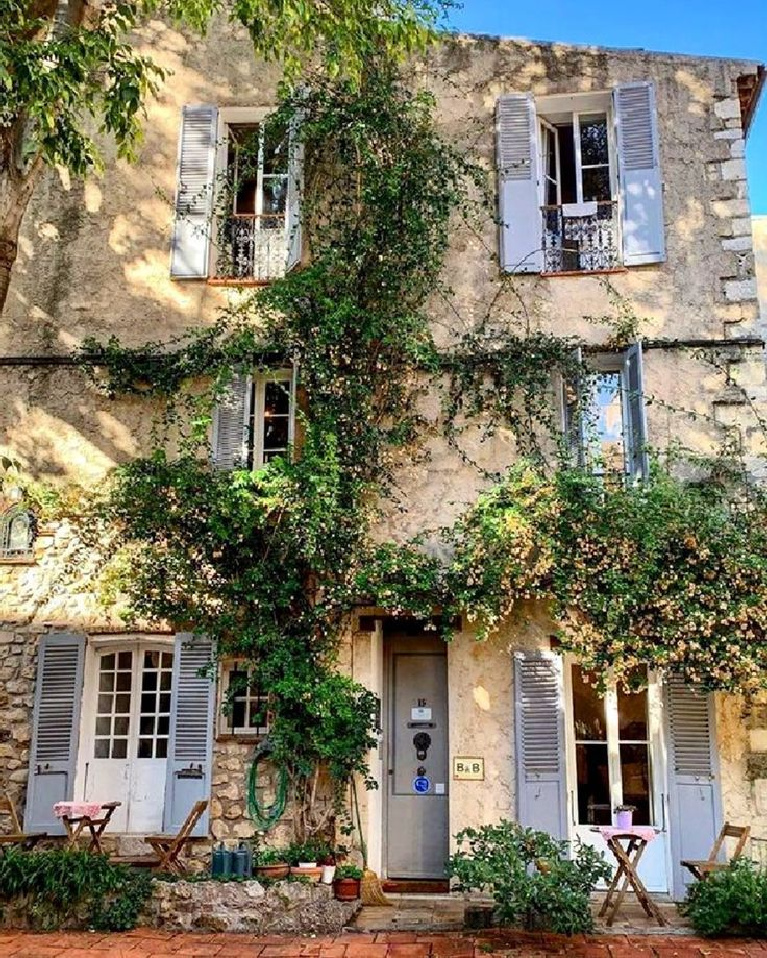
[53,801,122,853]
[595,827,666,928]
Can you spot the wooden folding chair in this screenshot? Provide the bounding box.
[0,792,46,854]
[681,822,751,881]
[111,800,208,875]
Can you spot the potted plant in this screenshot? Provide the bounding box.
[333,864,362,900]
[613,805,636,829]
[320,851,337,884]
[288,841,327,882]
[253,847,290,880]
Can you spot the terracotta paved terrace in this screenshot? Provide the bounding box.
[0,930,765,958]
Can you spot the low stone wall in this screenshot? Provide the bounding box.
[147,879,361,934]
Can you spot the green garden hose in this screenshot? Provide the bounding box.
[247,739,289,831]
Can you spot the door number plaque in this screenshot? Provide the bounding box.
[453,757,484,781]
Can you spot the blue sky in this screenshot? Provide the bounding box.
[447,0,767,214]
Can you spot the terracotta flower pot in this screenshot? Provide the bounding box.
[333,877,361,901]
[255,863,290,880]
[290,865,323,882]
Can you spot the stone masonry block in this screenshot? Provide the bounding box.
[722,236,753,252]
[730,139,746,158]
[714,98,741,120]
[721,158,747,181]
[712,198,750,219]
[723,278,758,302]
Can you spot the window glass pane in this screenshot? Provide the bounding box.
[159,693,171,713]
[582,167,611,202]
[232,699,246,729]
[261,177,287,220]
[114,716,129,737]
[618,681,648,741]
[579,115,609,165]
[160,671,172,691]
[262,124,288,175]
[116,671,131,692]
[95,717,110,737]
[144,650,159,669]
[157,715,170,736]
[137,739,153,759]
[156,739,168,759]
[141,693,155,714]
[576,742,611,824]
[620,743,651,825]
[117,651,132,670]
[99,672,115,692]
[115,693,131,714]
[263,417,289,451]
[102,653,115,671]
[588,371,625,473]
[94,739,109,759]
[97,694,112,715]
[111,739,128,760]
[161,652,173,669]
[139,715,155,736]
[572,665,606,740]
[264,381,290,416]
[142,670,158,692]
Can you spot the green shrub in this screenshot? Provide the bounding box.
[0,849,153,931]
[682,859,767,937]
[449,820,611,935]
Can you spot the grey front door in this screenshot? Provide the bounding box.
[385,633,449,879]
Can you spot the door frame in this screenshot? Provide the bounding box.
[382,628,450,881]
[562,657,673,893]
[74,634,175,833]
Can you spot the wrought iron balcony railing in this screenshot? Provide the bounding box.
[541,201,619,274]
[216,214,288,281]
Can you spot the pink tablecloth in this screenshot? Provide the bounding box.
[597,826,658,843]
[53,802,104,819]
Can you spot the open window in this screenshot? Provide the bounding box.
[562,344,649,480]
[212,367,296,470]
[498,83,665,274]
[170,106,302,282]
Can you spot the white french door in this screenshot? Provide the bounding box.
[75,642,174,833]
[564,662,671,893]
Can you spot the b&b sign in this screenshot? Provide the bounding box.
[452,757,484,781]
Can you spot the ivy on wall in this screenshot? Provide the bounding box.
[68,57,767,842]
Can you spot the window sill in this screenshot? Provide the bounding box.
[0,555,36,565]
[215,731,267,742]
[540,267,629,278]
[207,278,274,288]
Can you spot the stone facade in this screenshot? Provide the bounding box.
[0,25,766,897]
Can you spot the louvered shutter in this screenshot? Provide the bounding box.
[163,633,215,837]
[170,105,218,278]
[497,95,543,274]
[613,82,665,266]
[514,650,567,839]
[625,343,649,481]
[286,115,304,272]
[24,633,85,834]
[666,676,722,898]
[212,373,253,469]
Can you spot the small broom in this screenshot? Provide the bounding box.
[352,778,392,906]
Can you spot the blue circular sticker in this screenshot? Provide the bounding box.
[413,776,430,794]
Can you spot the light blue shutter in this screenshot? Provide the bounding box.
[666,677,722,898]
[212,373,252,469]
[163,633,215,837]
[625,343,649,480]
[497,95,543,274]
[286,115,304,272]
[170,105,218,278]
[514,650,567,840]
[24,633,85,834]
[613,83,665,266]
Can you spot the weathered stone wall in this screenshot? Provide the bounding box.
[148,879,360,934]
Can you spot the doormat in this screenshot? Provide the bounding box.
[382,880,451,894]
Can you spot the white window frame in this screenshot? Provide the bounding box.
[250,367,296,468]
[211,107,290,280]
[535,92,619,211]
[217,660,271,738]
